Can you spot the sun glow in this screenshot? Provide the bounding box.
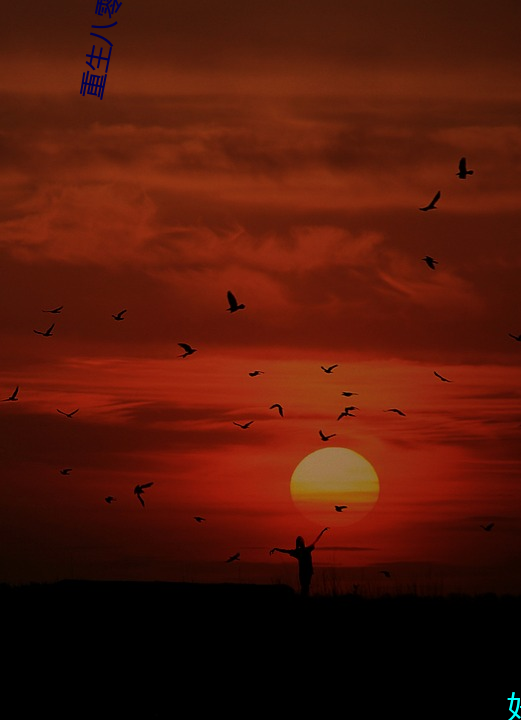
[290,447,380,527]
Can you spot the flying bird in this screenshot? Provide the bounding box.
[456,157,474,179]
[269,403,284,417]
[249,370,264,377]
[422,255,439,270]
[193,516,206,523]
[337,407,358,420]
[112,309,127,321]
[508,333,521,342]
[134,482,154,507]
[384,408,406,416]
[60,468,72,475]
[380,570,392,578]
[178,343,197,358]
[480,523,494,532]
[3,386,19,401]
[341,392,358,398]
[233,420,254,429]
[42,306,63,314]
[335,505,348,512]
[105,496,116,504]
[226,291,245,313]
[33,323,55,337]
[319,430,336,442]
[434,371,452,382]
[57,408,79,418]
[419,190,441,211]
[226,552,240,563]
[321,365,338,374]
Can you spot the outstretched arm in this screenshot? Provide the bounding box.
[269,547,290,556]
[312,527,329,546]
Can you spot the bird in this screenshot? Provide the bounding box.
[380,570,391,578]
[337,406,358,420]
[434,371,452,382]
[193,516,206,523]
[3,386,19,401]
[57,408,79,418]
[269,403,284,417]
[384,408,406,416]
[422,255,438,270]
[226,291,245,313]
[42,306,63,314]
[105,496,116,504]
[178,343,197,358]
[249,370,264,377]
[335,505,348,512]
[508,333,521,342]
[456,157,474,179]
[226,552,240,563]
[480,523,494,532]
[419,190,441,211]
[33,323,55,337]
[341,392,358,398]
[134,482,154,507]
[321,365,338,374]
[112,309,127,321]
[319,430,336,442]
[60,468,72,475]
[233,420,254,429]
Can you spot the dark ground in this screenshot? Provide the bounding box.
[2,580,515,714]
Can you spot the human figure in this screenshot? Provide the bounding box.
[269,527,329,597]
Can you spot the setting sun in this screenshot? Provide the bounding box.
[290,447,380,528]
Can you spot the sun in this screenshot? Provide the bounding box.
[290,447,379,527]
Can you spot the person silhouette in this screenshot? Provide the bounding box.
[269,527,329,597]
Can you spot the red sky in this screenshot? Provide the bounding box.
[1,0,521,595]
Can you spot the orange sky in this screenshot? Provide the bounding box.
[1,0,521,595]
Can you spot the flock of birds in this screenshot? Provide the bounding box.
[3,156,508,583]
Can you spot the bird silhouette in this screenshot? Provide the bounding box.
[380,570,391,578]
[33,323,55,337]
[112,309,127,321]
[178,343,197,358]
[384,408,406,416]
[341,392,358,398]
[480,523,494,532]
[60,468,72,475]
[419,190,441,211]
[226,552,240,563]
[134,482,154,507]
[233,420,254,429]
[269,403,284,417]
[226,291,245,313]
[249,370,264,377]
[422,255,438,270]
[57,408,79,418]
[193,516,206,523]
[3,386,19,401]
[319,430,336,441]
[456,157,473,179]
[335,505,348,512]
[321,365,338,374]
[434,371,452,382]
[337,406,358,420]
[508,333,521,342]
[105,496,116,504]
[42,306,63,314]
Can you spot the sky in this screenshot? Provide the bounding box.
[1,0,521,596]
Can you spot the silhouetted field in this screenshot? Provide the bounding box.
[3,578,520,635]
[2,580,513,712]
